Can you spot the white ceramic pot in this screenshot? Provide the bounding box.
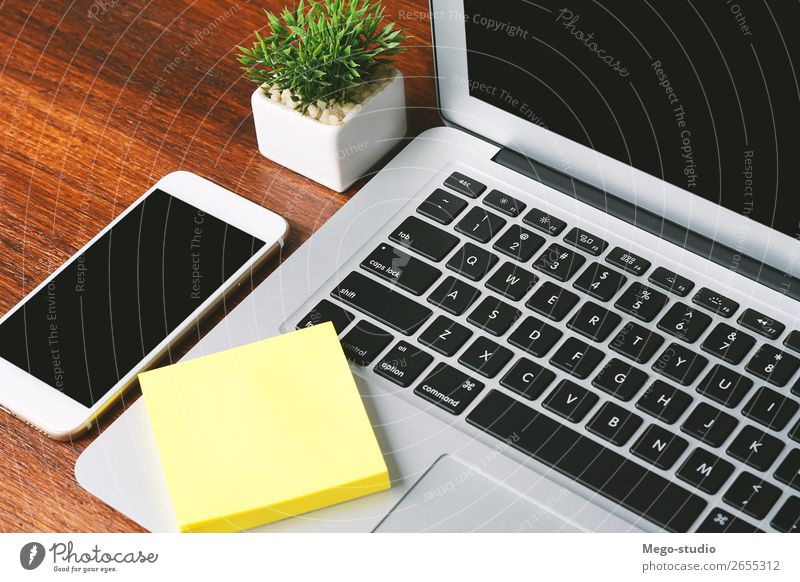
[251,68,407,192]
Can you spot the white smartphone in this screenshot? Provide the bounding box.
[0,171,288,440]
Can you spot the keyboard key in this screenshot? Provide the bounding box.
[746,344,800,387]
[296,299,354,334]
[648,267,694,297]
[743,386,800,431]
[526,281,579,321]
[696,364,754,408]
[428,276,481,315]
[692,287,739,318]
[483,189,526,217]
[522,208,567,236]
[652,343,708,386]
[444,171,485,198]
[771,497,800,533]
[373,341,433,387]
[747,345,798,389]
[775,449,800,491]
[455,207,507,243]
[609,322,665,364]
[567,302,621,342]
[446,243,499,281]
[790,420,800,443]
[390,216,459,262]
[340,321,393,365]
[500,358,556,400]
[677,448,735,494]
[697,508,762,533]
[681,403,738,448]
[700,323,756,364]
[657,303,712,343]
[587,402,643,446]
[592,358,648,401]
[415,363,484,415]
[466,390,707,532]
[549,337,605,379]
[417,188,468,224]
[738,308,785,340]
[459,336,513,378]
[533,244,586,282]
[573,263,627,302]
[784,330,800,354]
[563,227,608,256]
[723,472,781,520]
[332,272,432,335]
[543,380,599,423]
[508,316,563,357]
[606,247,651,276]
[467,296,521,336]
[418,315,472,357]
[637,380,693,424]
[614,283,668,322]
[485,262,538,301]
[631,424,688,470]
[360,243,441,295]
[492,224,544,262]
[727,425,784,472]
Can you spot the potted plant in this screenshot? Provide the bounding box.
[238,0,407,192]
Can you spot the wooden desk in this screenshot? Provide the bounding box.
[0,0,439,532]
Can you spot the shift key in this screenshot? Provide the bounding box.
[331,271,432,335]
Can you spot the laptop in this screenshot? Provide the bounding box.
[76,0,800,533]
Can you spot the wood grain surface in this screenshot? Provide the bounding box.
[0,0,439,532]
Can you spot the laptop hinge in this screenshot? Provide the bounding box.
[492,147,800,302]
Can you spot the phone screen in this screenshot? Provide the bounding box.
[0,189,265,407]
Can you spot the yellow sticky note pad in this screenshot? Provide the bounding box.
[139,322,390,532]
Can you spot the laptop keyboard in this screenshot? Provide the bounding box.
[295,170,800,533]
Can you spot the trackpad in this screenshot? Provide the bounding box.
[374,455,581,532]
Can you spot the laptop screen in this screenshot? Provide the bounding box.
[464,1,800,240]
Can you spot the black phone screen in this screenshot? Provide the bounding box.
[0,189,265,407]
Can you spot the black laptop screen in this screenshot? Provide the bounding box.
[464,0,800,240]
